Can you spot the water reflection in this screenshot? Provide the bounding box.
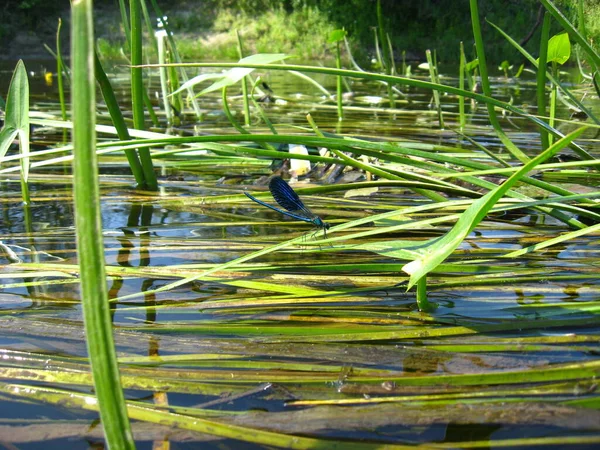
[0,60,599,448]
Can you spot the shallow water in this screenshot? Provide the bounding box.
[0,60,599,448]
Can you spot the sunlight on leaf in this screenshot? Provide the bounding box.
[0,60,29,181]
[170,73,223,97]
[402,126,587,289]
[327,29,347,44]
[546,32,571,65]
[198,53,289,96]
[344,187,378,198]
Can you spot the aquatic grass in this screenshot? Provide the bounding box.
[235,30,252,127]
[147,0,202,118]
[545,32,573,146]
[64,181,597,308]
[172,53,289,99]
[469,0,530,164]
[94,52,146,185]
[402,126,584,288]
[249,78,278,134]
[1,2,599,446]
[70,0,133,446]
[139,60,594,159]
[328,29,346,120]
[458,42,467,131]
[376,0,395,108]
[425,50,444,129]
[55,19,68,126]
[0,381,425,449]
[488,22,599,126]
[2,124,598,230]
[129,0,158,190]
[155,26,172,124]
[541,0,600,72]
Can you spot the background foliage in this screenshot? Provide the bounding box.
[0,0,592,63]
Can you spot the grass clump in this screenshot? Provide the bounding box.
[202,5,338,60]
[93,5,338,62]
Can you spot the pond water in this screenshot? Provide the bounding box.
[0,59,599,448]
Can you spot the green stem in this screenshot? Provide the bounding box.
[130,0,157,190]
[549,63,557,147]
[335,41,343,121]
[236,30,251,127]
[416,276,434,312]
[426,49,444,128]
[148,0,203,119]
[376,0,395,108]
[537,12,551,150]
[469,0,529,163]
[459,42,466,132]
[71,0,134,447]
[56,19,67,123]
[94,51,145,185]
[156,30,172,125]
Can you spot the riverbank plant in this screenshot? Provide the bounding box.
[0,0,599,448]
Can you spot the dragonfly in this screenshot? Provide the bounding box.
[244,176,330,237]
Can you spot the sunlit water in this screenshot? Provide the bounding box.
[0,60,599,448]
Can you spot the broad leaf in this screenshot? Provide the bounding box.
[170,73,223,97]
[198,53,289,96]
[0,60,29,181]
[546,32,571,65]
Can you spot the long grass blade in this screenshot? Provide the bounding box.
[71,0,134,446]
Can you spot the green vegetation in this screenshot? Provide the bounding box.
[0,0,599,448]
[4,0,600,64]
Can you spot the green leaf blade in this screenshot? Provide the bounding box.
[403,126,588,290]
[198,53,289,96]
[2,60,30,181]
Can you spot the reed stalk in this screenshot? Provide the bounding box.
[71,0,134,447]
